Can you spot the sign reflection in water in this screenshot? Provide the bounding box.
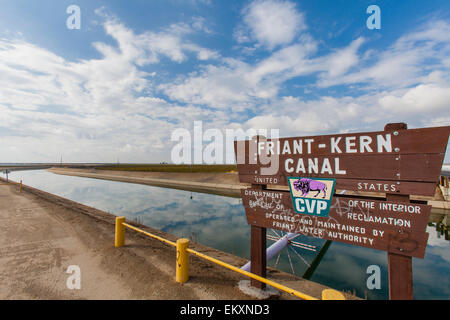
[3,170,449,300]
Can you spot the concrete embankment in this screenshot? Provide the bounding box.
[0,178,356,300]
[48,167,248,198]
[0,165,52,172]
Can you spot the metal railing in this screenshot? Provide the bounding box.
[115,217,346,300]
[0,178,23,192]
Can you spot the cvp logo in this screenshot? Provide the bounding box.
[294,198,327,215]
[288,177,336,217]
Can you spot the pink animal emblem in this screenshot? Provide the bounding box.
[293,178,327,199]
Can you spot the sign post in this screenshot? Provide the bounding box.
[250,223,266,290]
[235,123,450,299]
[249,137,268,290]
[384,123,413,300]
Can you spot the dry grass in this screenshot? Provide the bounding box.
[95,164,238,173]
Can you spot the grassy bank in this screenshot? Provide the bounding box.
[95,164,237,173]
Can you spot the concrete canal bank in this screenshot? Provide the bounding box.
[48,167,247,198]
[0,179,356,300]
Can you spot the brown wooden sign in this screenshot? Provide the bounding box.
[235,123,450,299]
[242,188,431,258]
[235,125,450,196]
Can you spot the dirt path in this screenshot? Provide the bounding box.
[0,182,256,299]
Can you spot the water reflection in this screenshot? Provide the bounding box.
[3,170,251,257]
[3,170,449,300]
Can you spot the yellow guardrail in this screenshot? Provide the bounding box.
[122,222,177,247]
[116,217,346,300]
[185,244,318,300]
[0,178,23,192]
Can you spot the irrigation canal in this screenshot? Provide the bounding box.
[3,169,449,300]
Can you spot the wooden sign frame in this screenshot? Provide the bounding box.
[235,124,450,196]
[235,123,450,299]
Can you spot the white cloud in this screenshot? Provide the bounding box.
[160,36,318,110]
[249,39,317,83]
[320,37,365,78]
[239,81,450,141]
[160,18,450,141]
[379,84,450,114]
[242,95,365,136]
[240,0,306,50]
[317,20,450,89]
[159,60,255,109]
[101,18,219,65]
[0,8,449,164]
[0,13,221,162]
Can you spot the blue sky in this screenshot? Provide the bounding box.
[0,0,449,163]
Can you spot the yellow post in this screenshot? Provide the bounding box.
[115,216,126,247]
[322,289,346,300]
[176,238,190,283]
[19,180,22,193]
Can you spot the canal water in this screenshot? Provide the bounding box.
[3,170,449,300]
